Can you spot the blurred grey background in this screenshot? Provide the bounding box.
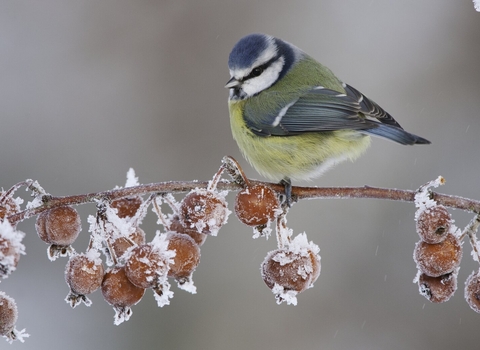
[1,0,480,349]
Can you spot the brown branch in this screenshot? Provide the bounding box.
[7,178,480,226]
[293,185,480,214]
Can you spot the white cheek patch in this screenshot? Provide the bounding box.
[241,56,285,97]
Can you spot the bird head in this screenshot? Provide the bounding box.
[226,33,299,100]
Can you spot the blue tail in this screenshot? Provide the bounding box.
[364,124,430,145]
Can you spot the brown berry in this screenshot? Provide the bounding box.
[0,220,25,279]
[0,237,22,278]
[418,272,457,303]
[235,185,280,226]
[0,292,17,337]
[414,233,462,277]
[110,196,143,219]
[465,270,480,313]
[169,215,207,246]
[167,232,201,281]
[102,266,145,308]
[179,189,229,236]
[261,249,316,293]
[124,243,170,289]
[35,206,81,246]
[65,253,104,296]
[111,227,146,259]
[416,205,451,244]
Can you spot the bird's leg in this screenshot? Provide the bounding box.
[280,178,293,207]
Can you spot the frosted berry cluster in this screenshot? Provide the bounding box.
[0,168,232,340]
[235,183,321,304]
[2,164,480,343]
[239,187,321,305]
[413,203,461,303]
[226,154,321,305]
[412,177,480,312]
[71,170,230,325]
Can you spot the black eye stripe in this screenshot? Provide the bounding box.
[243,55,281,81]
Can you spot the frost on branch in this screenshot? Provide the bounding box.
[0,168,235,330]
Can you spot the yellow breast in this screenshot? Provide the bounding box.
[228,100,371,182]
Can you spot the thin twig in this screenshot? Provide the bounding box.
[6,179,480,226]
[460,214,480,262]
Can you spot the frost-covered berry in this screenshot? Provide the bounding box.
[261,248,320,295]
[179,189,230,236]
[261,233,321,305]
[414,233,462,277]
[111,227,146,259]
[124,243,170,289]
[0,291,27,343]
[0,221,25,279]
[102,266,145,325]
[465,270,480,313]
[102,267,145,307]
[235,185,280,226]
[417,272,457,303]
[65,252,104,307]
[0,292,17,338]
[111,196,143,219]
[0,238,20,270]
[167,232,201,282]
[35,206,81,246]
[416,205,451,244]
[169,215,208,246]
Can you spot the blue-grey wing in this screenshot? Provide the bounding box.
[243,84,430,145]
[243,85,376,136]
[342,84,402,128]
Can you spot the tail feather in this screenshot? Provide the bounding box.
[364,124,430,145]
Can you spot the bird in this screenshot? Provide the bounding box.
[226,33,430,202]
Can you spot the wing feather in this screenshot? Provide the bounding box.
[242,84,430,145]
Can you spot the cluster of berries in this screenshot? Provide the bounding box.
[0,170,235,342]
[233,171,321,305]
[34,171,231,326]
[413,177,480,312]
[6,167,480,343]
[0,161,324,342]
[413,204,461,303]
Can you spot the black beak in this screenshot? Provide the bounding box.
[225,77,241,88]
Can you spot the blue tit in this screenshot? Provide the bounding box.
[225,33,430,198]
